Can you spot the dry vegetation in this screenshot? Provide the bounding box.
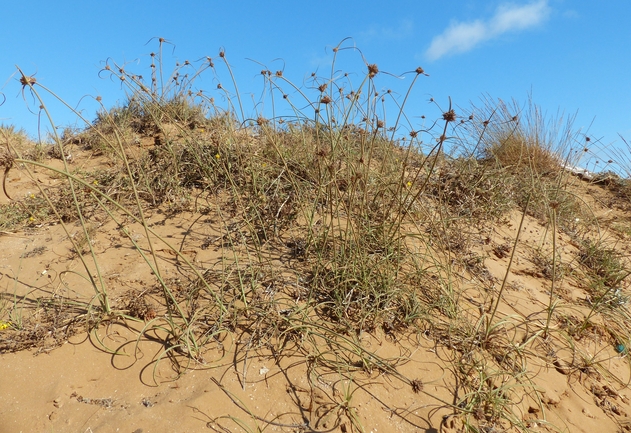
[1,39,631,432]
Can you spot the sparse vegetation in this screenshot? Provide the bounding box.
[1,40,631,432]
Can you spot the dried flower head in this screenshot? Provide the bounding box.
[367,64,379,78]
[415,66,425,75]
[219,50,225,58]
[19,75,37,87]
[275,70,283,77]
[442,109,456,122]
[318,83,328,93]
[320,96,332,104]
[411,379,424,393]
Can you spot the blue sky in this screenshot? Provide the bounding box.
[1,0,629,169]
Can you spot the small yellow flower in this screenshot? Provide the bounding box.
[29,216,35,222]
[406,181,412,188]
[29,193,35,199]
[92,180,99,185]
[215,153,220,160]
[0,321,11,331]
[199,128,205,133]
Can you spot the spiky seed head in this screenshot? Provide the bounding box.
[20,75,36,87]
[376,120,384,128]
[367,64,379,78]
[411,379,424,393]
[318,83,328,92]
[96,96,102,102]
[410,130,418,138]
[275,70,283,77]
[415,66,425,75]
[442,109,456,122]
[320,96,332,104]
[219,50,225,58]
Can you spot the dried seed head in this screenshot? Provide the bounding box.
[256,116,268,126]
[411,379,424,393]
[217,83,222,89]
[442,109,456,122]
[483,120,490,126]
[20,75,36,87]
[275,70,283,77]
[159,37,165,43]
[318,83,328,93]
[219,50,225,58]
[512,115,518,121]
[376,120,384,129]
[150,52,156,57]
[468,114,474,120]
[410,130,418,138]
[367,64,379,78]
[320,95,332,104]
[585,136,591,142]
[311,72,316,77]
[415,66,425,75]
[283,94,288,99]
[332,47,338,53]
[96,95,102,102]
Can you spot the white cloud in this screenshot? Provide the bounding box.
[426,0,551,61]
